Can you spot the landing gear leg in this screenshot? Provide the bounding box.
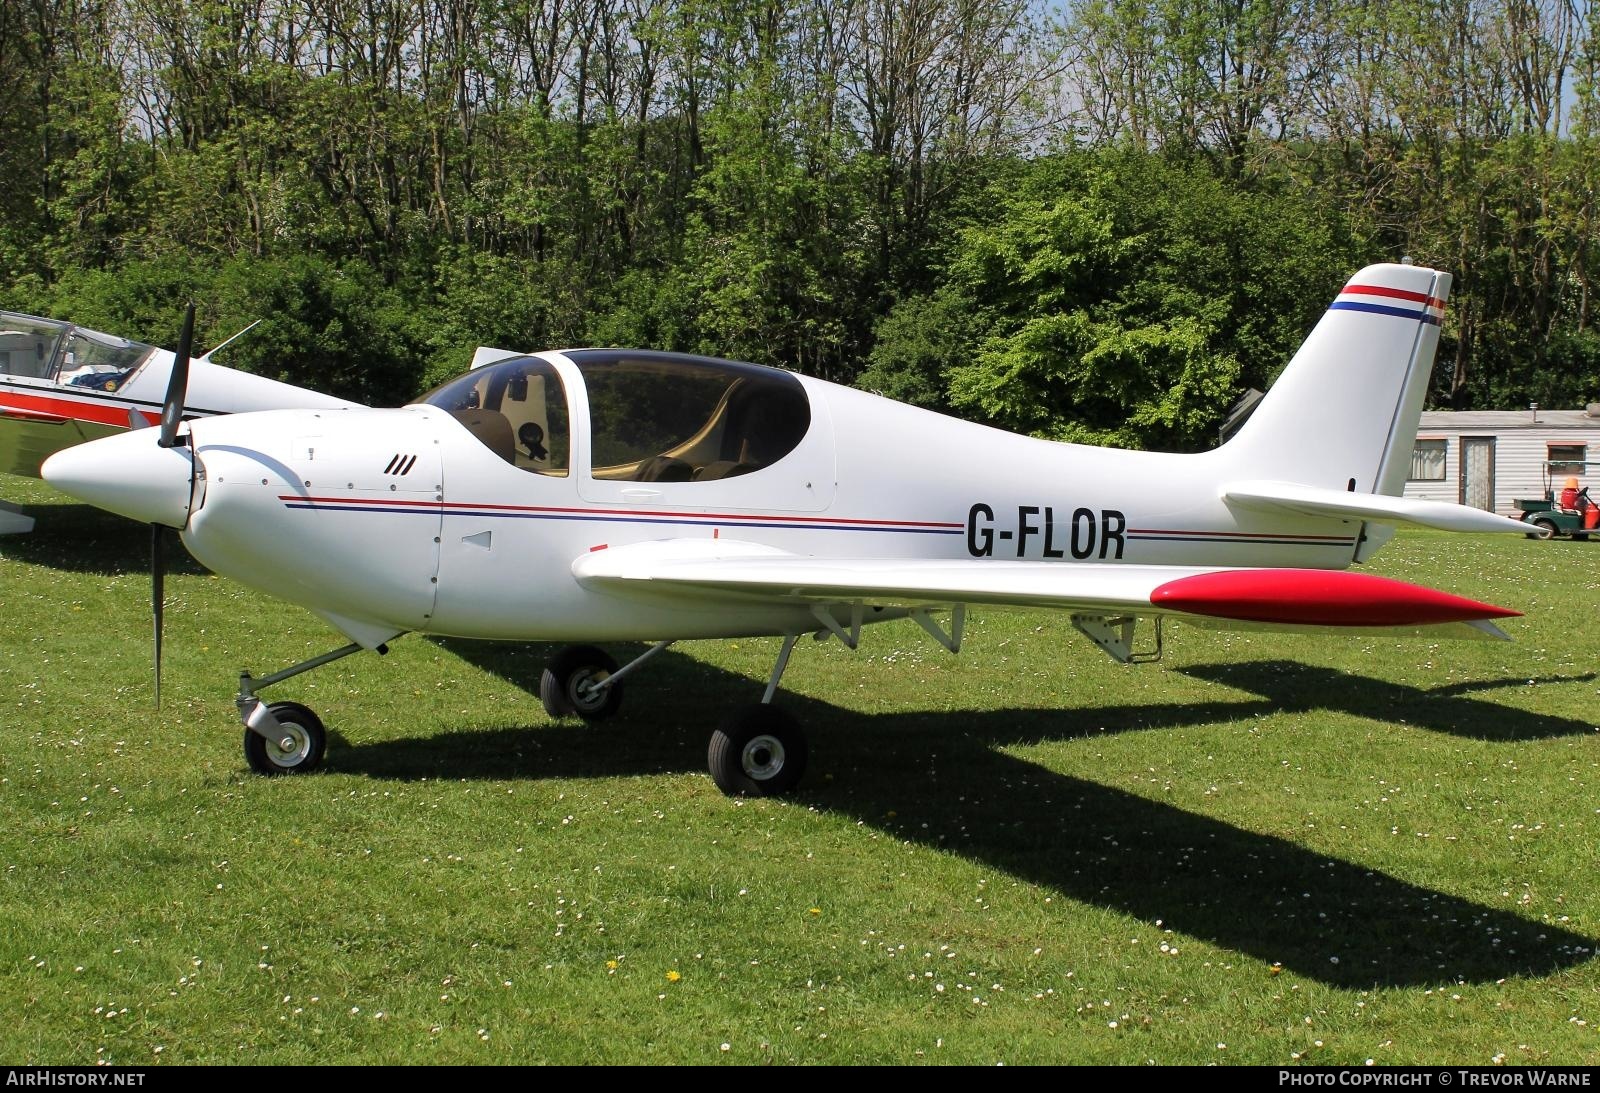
[236,640,385,775]
[709,634,808,797]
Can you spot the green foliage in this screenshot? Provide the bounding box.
[855,291,977,411]
[206,256,431,406]
[29,254,428,405]
[870,154,1360,450]
[5,0,1600,435]
[34,256,206,344]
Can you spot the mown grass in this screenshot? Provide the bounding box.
[1,473,1597,1065]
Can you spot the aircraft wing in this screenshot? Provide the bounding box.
[1221,480,1529,534]
[572,538,1518,641]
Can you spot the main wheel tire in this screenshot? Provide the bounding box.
[540,645,622,721]
[708,705,808,797]
[1533,517,1560,539]
[243,701,327,776]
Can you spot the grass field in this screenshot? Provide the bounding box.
[2,473,1597,1065]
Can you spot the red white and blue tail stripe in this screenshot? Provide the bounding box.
[1328,282,1447,325]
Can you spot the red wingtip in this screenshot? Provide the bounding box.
[1151,569,1520,627]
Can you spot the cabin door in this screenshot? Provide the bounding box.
[1459,436,1495,511]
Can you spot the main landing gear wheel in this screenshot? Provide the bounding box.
[540,644,623,721]
[243,701,327,776]
[708,704,808,797]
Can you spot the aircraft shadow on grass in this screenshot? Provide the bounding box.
[330,639,1599,991]
[1177,661,1599,743]
[0,493,207,577]
[11,508,1594,987]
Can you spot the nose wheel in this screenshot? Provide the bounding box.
[242,701,328,775]
[236,639,374,776]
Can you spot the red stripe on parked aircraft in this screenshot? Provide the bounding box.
[0,390,158,428]
[1150,569,1519,626]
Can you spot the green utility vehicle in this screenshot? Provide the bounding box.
[1515,460,1600,539]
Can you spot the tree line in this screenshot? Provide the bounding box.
[2,0,1597,449]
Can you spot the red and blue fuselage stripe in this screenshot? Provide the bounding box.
[277,496,1355,546]
[1127,529,1357,548]
[278,495,967,535]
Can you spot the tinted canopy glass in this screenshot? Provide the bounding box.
[568,350,810,483]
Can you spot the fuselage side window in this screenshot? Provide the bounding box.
[416,357,570,476]
[0,314,68,381]
[571,352,809,483]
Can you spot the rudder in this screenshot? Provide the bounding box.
[1220,263,1450,498]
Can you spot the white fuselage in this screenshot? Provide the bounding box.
[177,357,1361,648]
[45,265,1531,659]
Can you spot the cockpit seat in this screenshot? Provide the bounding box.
[635,455,694,482]
[449,408,516,465]
[695,460,757,481]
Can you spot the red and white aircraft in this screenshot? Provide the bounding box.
[0,309,355,532]
[42,263,1529,795]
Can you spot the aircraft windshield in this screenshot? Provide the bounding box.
[415,356,570,476]
[0,310,154,390]
[418,351,810,483]
[568,350,810,482]
[59,329,154,391]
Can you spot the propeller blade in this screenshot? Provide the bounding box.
[152,523,165,707]
[127,407,150,430]
[159,303,194,449]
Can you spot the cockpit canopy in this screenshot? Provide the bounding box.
[0,310,155,391]
[416,350,812,482]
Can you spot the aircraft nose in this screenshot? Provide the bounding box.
[42,427,198,528]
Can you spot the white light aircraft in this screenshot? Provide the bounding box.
[43,263,1531,795]
[0,308,355,533]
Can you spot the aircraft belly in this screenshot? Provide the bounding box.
[425,597,823,642]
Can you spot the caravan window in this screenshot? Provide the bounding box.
[1409,439,1446,481]
[1548,443,1586,478]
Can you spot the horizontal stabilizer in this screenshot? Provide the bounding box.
[1222,480,1529,534]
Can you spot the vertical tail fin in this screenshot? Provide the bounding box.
[1221,263,1450,497]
